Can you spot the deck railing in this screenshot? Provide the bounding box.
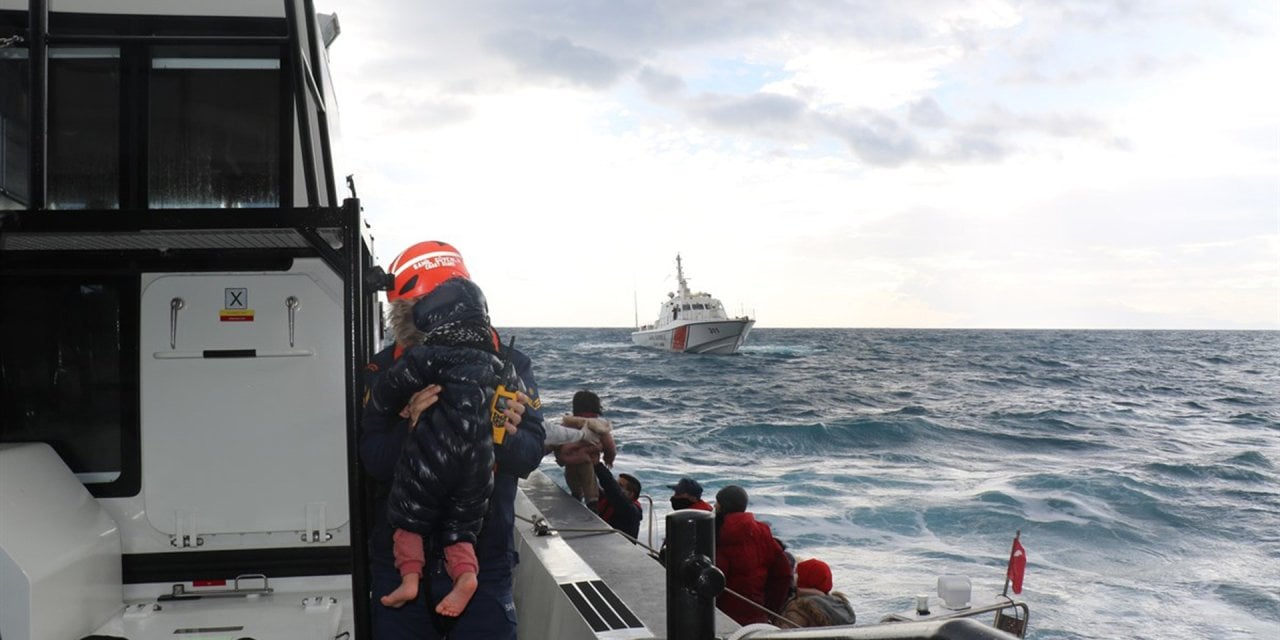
[664,510,1027,640]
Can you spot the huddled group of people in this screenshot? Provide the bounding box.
[658,477,857,629]
[357,239,853,639]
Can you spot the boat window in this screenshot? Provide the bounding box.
[48,48,121,209]
[148,47,281,208]
[0,48,27,209]
[0,275,138,497]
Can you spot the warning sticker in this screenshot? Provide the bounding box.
[225,287,248,309]
[220,309,255,322]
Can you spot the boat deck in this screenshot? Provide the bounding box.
[515,470,740,638]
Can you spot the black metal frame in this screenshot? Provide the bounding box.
[0,1,375,636]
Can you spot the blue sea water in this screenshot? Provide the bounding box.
[506,328,1280,640]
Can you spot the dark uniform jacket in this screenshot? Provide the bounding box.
[361,277,546,556]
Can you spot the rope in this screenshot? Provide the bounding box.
[513,512,800,628]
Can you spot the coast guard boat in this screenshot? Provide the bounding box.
[632,255,755,355]
[0,1,1027,638]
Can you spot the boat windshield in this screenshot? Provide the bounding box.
[1,47,30,209]
[1,38,284,210]
[149,47,282,208]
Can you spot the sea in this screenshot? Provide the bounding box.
[502,327,1280,640]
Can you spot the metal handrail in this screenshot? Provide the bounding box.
[640,491,655,548]
[732,617,1023,640]
[879,599,1030,639]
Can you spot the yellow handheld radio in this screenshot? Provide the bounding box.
[489,336,520,445]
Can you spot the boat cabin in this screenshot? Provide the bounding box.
[0,1,383,637]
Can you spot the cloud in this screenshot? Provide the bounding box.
[636,65,686,99]
[321,0,1280,329]
[938,133,1010,163]
[360,92,473,132]
[821,111,924,167]
[909,97,949,128]
[688,91,808,134]
[484,30,634,89]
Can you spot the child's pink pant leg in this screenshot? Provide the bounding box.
[443,541,478,580]
[392,529,425,577]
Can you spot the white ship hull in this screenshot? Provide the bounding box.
[631,318,755,354]
[632,255,755,354]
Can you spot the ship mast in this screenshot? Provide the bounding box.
[675,253,692,298]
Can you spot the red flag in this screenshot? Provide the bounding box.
[1006,537,1027,594]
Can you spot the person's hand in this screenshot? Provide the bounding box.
[501,391,530,436]
[400,384,442,430]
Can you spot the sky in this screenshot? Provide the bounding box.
[317,0,1279,329]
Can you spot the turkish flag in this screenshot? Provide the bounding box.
[1007,537,1027,594]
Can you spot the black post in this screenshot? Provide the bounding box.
[666,509,724,640]
[301,0,337,207]
[283,0,318,207]
[28,0,47,210]
[341,196,371,640]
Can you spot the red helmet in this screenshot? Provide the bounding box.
[386,241,470,301]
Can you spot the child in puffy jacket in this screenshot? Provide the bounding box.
[366,273,515,617]
[553,390,616,507]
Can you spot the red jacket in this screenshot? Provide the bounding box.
[714,511,792,625]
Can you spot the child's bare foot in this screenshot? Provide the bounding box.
[380,572,419,608]
[435,572,478,617]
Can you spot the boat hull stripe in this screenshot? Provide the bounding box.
[558,579,645,631]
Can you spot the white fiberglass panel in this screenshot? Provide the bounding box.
[0,443,122,640]
[139,260,348,536]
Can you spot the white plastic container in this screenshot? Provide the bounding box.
[937,575,972,609]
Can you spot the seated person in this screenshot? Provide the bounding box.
[778,558,856,628]
[713,485,792,625]
[667,477,712,511]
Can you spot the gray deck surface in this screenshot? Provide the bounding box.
[518,470,740,638]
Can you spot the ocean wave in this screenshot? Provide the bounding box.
[518,328,1280,639]
[1209,583,1280,624]
[1143,459,1274,484]
[1216,396,1265,407]
[1017,355,1073,368]
[1229,412,1280,427]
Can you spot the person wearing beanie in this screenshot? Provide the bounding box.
[667,477,713,512]
[712,485,793,625]
[778,558,857,628]
[552,389,617,508]
[359,241,547,639]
